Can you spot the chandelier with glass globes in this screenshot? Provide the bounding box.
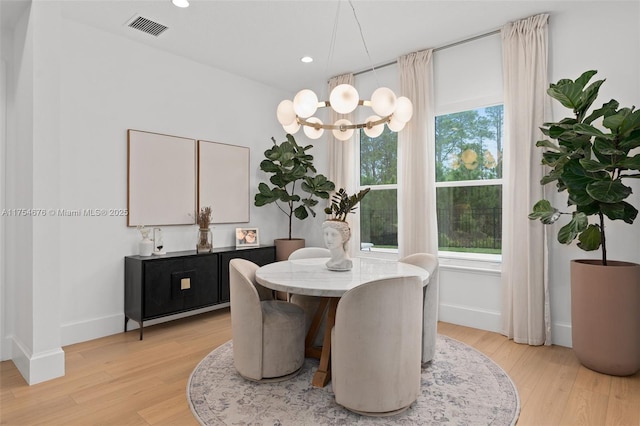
[276,84,413,141]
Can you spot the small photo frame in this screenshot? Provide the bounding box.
[235,227,259,248]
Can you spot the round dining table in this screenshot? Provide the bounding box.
[256,257,430,387]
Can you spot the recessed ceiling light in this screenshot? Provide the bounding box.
[172,0,189,8]
[301,56,314,63]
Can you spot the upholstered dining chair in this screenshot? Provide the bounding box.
[229,258,306,382]
[399,252,439,364]
[288,247,331,347]
[332,276,423,416]
[289,247,332,260]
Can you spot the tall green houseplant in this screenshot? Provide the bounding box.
[528,70,640,265]
[254,134,335,239]
[528,70,640,377]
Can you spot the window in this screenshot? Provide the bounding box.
[435,105,503,254]
[358,126,398,252]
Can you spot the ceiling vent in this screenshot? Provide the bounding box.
[127,15,168,37]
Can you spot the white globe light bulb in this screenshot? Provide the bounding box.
[329,84,360,114]
[363,115,384,138]
[387,116,406,132]
[276,100,297,126]
[293,89,318,118]
[371,87,397,117]
[394,96,413,123]
[283,120,300,134]
[332,119,354,141]
[303,117,324,139]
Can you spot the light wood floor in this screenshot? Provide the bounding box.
[1,308,639,425]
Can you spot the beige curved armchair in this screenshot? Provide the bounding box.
[288,247,331,348]
[332,276,423,416]
[399,252,439,364]
[229,258,306,381]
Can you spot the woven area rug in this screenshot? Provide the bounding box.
[188,335,520,425]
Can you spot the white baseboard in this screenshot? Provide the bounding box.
[61,313,125,346]
[61,304,231,346]
[439,302,574,349]
[439,303,502,333]
[11,336,64,385]
[551,321,572,348]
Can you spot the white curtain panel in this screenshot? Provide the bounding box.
[500,14,551,345]
[327,73,356,195]
[397,50,438,258]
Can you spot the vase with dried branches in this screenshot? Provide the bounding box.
[197,206,213,253]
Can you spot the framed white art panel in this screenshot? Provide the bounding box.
[198,140,250,224]
[128,130,197,226]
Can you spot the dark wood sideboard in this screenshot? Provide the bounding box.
[124,245,276,339]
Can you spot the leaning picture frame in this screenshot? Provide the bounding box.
[235,228,259,248]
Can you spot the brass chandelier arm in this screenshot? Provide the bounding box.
[297,114,391,131]
[317,100,372,108]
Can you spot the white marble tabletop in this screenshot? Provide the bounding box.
[255,257,430,297]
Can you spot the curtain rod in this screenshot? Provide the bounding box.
[352,28,501,77]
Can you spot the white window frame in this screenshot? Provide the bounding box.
[353,133,400,261]
[434,98,504,263]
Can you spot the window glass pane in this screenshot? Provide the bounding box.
[436,185,502,253]
[435,106,503,182]
[360,189,397,250]
[360,127,397,185]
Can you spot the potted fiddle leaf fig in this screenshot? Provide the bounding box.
[528,70,640,376]
[255,133,335,260]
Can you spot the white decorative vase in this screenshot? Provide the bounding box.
[139,237,153,256]
[322,220,352,271]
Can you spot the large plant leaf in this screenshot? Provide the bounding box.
[547,70,598,111]
[593,137,624,156]
[573,123,608,138]
[254,182,280,206]
[600,201,638,223]
[577,79,606,119]
[301,174,335,198]
[576,201,600,216]
[619,129,640,151]
[579,159,611,172]
[528,200,561,224]
[583,99,619,125]
[619,109,640,136]
[561,161,607,203]
[558,212,589,244]
[603,109,630,132]
[259,159,279,173]
[536,139,563,151]
[540,168,564,185]
[293,205,309,220]
[586,179,632,203]
[542,151,566,167]
[577,224,601,251]
[619,154,640,171]
[567,190,596,207]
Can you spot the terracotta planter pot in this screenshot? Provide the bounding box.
[274,238,305,262]
[571,259,640,376]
